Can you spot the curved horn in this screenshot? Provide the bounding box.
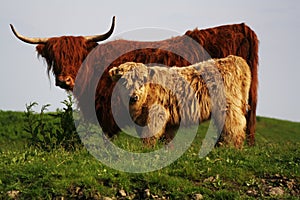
[10,24,49,44]
[84,16,115,42]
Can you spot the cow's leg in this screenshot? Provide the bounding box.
[221,107,246,148]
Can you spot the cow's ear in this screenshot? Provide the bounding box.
[86,41,98,53]
[36,44,45,57]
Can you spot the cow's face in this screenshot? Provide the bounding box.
[109,62,150,124]
[128,83,171,128]
[36,37,97,91]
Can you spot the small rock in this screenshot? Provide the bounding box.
[246,189,258,196]
[151,194,159,199]
[204,176,214,183]
[93,193,101,200]
[269,187,284,196]
[75,186,80,192]
[7,190,20,199]
[194,193,203,200]
[287,179,295,190]
[102,197,113,200]
[119,189,126,197]
[144,189,150,197]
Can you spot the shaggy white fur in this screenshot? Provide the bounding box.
[109,55,251,148]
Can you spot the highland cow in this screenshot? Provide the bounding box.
[10,18,258,145]
[109,55,251,148]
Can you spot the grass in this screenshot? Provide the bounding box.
[0,106,299,199]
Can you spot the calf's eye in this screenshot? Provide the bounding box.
[129,95,139,103]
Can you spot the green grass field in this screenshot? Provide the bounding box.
[0,107,299,199]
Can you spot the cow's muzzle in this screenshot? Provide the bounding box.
[55,75,74,90]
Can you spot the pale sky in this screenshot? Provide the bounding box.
[1,0,299,122]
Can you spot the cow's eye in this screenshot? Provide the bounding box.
[129,95,139,103]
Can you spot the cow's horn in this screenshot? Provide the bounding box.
[10,24,49,44]
[84,16,115,42]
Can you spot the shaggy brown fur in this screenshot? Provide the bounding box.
[109,55,251,148]
[15,23,258,144]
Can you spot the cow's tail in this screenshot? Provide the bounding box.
[245,25,259,146]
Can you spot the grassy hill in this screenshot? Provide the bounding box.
[0,110,299,199]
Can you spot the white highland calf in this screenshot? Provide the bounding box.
[109,55,251,148]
